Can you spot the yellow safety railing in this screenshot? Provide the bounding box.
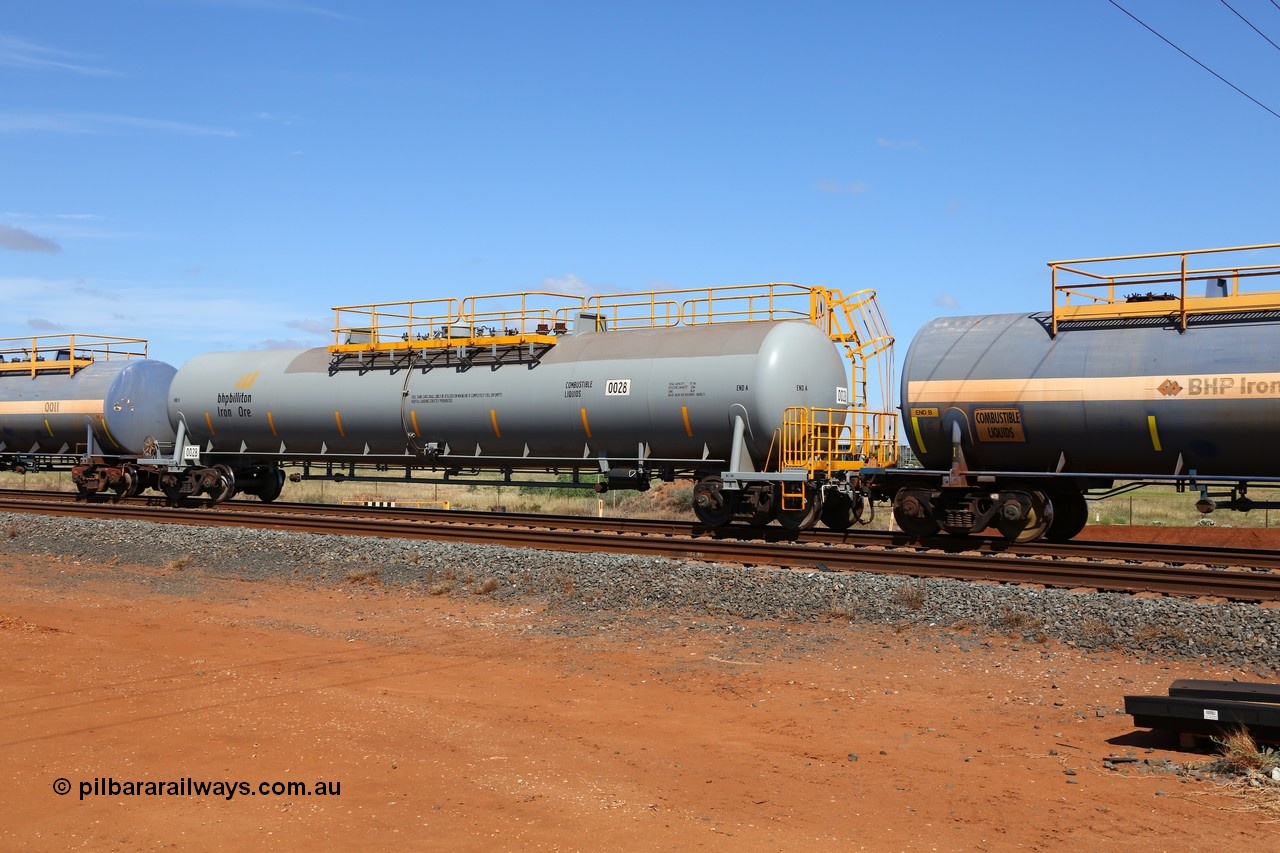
[0,334,148,378]
[815,287,895,417]
[583,282,815,329]
[1049,243,1280,335]
[332,282,892,347]
[779,406,899,476]
[330,292,586,354]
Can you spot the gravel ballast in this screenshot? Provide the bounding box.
[2,512,1277,674]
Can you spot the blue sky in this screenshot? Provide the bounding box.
[3,0,1279,380]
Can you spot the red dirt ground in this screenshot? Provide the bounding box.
[1,528,1277,850]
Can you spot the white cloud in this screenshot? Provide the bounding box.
[255,111,307,126]
[540,273,596,296]
[0,112,239,137]
[259,337,320,349]
[0,276,327,365]
[0,34,119,76]
[72,285,114,299]
[173,0,360,22]
[0,224,59,253]
[877,137,923,151]
[0,114,86,134]
[814,180,870,195]
[286,318,332,336]
[934,294,959,309]
[1,212,141,242]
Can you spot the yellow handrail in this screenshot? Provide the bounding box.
[780,406,899,475]
[1049,243,1280,335]
[0,334,148,377]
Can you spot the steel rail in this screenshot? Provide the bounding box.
[4,489,1280,571]
[2,494,1278,601]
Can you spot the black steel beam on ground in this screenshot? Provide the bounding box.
[1125,680,1280,744]
[1168,679,1280,704]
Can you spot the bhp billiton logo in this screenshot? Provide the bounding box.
[1157,379,1183,397]
[234,372,260,390]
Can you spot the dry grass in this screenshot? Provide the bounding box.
[167,555,192,571]
[1188,727,1280,819]
[345,567,381,585]
[826,596,857,620]
[892,579,928,611]
[476,576,500,595]
[1213,727,1280,776]
[1192,783,1280,821]
[1080,617,1115,641]
[1134,622,1189,645]
[427,578,454,595]
[994,607,1043,632]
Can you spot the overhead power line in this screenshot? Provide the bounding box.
[1221,0,1280,55]
[1107,0,1280,121]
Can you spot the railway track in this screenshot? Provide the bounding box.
[2,489,1279,602]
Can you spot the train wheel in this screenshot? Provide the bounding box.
[892,491,940,538]
[255,468,285,503]
[995,492,1053,543]
[820,492,856,531]
[210,464,237,504]
[112,471,134,499]
[692,476,737,527]
[778,484,823,531]
[1044,493,1088,542]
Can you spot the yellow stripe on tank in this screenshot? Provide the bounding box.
[580,408,592,439]
[267,411,278,437]
[1147,415,1163,451]
[44,418,54,437]
[98,415,117,449]
[681,406,693,437]
[489,409,502,438]
[0,399,105,416]
[334,411,346,438]
[910,416,927,454]
[205,411,216,437]
[410,409,420,437]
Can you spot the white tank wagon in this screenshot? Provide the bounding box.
[167,284,898,529]
[0,335,177,496]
